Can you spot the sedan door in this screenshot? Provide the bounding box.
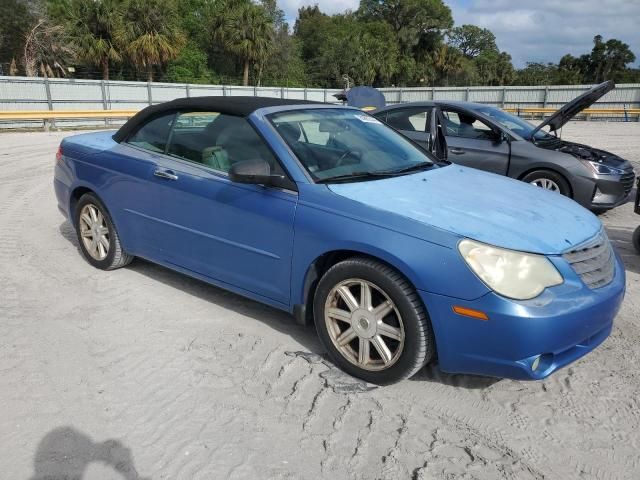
[439,107,510,175]
[117,111,298,307]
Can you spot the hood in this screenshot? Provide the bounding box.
[537,138,634,171]
[328,165,602,255]
[530,80,615,138]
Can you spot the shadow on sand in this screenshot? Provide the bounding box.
[30,427,149,480]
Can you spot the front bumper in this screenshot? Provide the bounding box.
[573,169,635,210]
[419,252,625,380]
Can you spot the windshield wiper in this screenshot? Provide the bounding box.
[381,161,434,175]
[316,171,398,184]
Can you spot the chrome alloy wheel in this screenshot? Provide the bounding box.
[79,204,110,261]
[324,279,405,371]
[530,178,560,192]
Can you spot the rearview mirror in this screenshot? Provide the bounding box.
[228,159,285,186]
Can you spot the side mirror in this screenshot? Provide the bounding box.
[493,130,509,143]
[228,159,284,185]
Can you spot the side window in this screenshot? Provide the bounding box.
[167,111,284,175]
[127,113,174,153]
[385,108,430,133]
[442,109,494,140]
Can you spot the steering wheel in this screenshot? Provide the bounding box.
[335,148,362,167]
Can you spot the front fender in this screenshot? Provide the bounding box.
[290,201,490,307]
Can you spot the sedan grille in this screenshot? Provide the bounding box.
[563,231,615,289]
[621,169,635,196]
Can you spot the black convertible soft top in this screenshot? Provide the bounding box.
[113,96,323,143]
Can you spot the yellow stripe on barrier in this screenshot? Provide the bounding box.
[0,108,638,122]
[0,110,140,120]
[503,107,640,115]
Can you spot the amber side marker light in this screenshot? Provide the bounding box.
[452,306,489,321]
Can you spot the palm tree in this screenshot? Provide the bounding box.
[221,3,273,86]
[117,0,185,82]
[430,44,463,86]
[67,0,123,80]
[22,18,75,77]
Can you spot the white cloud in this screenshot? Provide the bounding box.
[280,0,359,20]
[278,0,640,68]
[448,0,640,67]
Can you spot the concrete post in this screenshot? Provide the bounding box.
[100,80,109,127]
[44,77,54,131]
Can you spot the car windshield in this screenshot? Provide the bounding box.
[471,105,553,141]
[268,108,435,182]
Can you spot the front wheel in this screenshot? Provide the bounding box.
[313,257,435,385]
[522,170,571,197]
[633,226,640,254]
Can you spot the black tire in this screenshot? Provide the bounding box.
[74,193,133,270]
[313,257,435,385]
[633,226,640,254]
[521,169,571,197]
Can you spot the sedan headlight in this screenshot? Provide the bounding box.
[583,160,625,175]
[458,239,563,300]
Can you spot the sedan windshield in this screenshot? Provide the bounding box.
[471,105,553,141]
[269,108,435,182]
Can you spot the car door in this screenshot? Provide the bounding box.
[117,111,298,306]
[380,107,431,148]
[439,107,510,175]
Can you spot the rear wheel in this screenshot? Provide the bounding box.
[522,170,571,197]
[313,257,434,385]
[74,193,133,270]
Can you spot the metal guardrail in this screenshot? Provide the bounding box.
[0,107,640,130]
[0,109,138,120]
[1,107,638,122]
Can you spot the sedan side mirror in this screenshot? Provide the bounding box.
[493,130,510,143]
[228,159,286,186]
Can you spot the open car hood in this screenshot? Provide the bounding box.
[530,80,615,138]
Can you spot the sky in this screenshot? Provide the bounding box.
[280,0,640,68]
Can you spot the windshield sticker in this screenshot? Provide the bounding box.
[355,114,382,124]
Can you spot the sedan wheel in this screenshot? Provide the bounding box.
[314,257,434,384]
[325,279,405,371]
[530,178,560,192]
[521,170,571,197]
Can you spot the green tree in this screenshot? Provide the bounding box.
[447,24,497,59]
[117,0,186,81]
[220,2,273,86]
[55,0,124,80]
[294,5,331,65]
[429,44,463,86]
[0,0,37,69]
[358,0,452,58]
[555,54,584,84]
[587,35,635,83]
[164,42,217,83]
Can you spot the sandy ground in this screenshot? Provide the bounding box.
[1,121,639,480]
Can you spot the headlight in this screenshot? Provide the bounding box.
[458,239,563,300]
[583,160,625,175]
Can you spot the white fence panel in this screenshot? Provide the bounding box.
[1,76,639,129]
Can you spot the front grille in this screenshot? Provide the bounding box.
[621,169,635,196]
[563,231,615,289]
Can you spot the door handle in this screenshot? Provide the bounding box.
[154,169,178,181]
[449,148,465,155]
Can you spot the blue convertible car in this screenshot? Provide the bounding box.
[54,97,625,384]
